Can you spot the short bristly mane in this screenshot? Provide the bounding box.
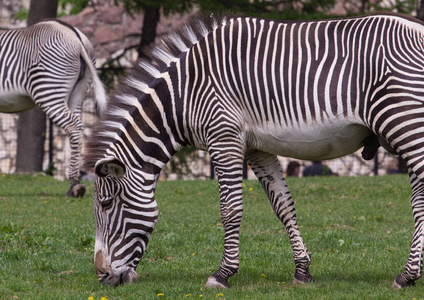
[83,13,231,170]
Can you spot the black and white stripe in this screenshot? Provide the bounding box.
[0,20,106,197]
[86,12,424,288]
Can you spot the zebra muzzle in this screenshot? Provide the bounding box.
[94,251,138,286]
[96,266,138,287]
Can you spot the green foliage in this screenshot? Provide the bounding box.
[195,0,337,20]
[57,0,418,21]
[113,0,340,20]
[1,174,424,298]
[58,0,90,15]
[13,7,28,21]
[387,0,416,15]
[116,0,193,16]
[362,0,416,15]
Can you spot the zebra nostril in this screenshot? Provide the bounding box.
[98,271,111,283]
[95,266,111,281]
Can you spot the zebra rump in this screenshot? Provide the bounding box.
[0,20,106,197]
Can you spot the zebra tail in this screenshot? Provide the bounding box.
[79,40,107,115]
[89,61,107,114]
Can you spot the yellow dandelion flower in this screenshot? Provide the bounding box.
[261,273,267,278]
[157,293,164,297]
[185,294,191,297]
[101,297,107,300]
[243,184,246,187]
[88,297,94,300]
[199,295,203,298]
[216,293,224,297]
[2,174,5,177]
[249,187,253,191]
[192,252,196,256]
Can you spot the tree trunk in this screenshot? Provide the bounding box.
[27,0,58,25]
[15,0,58,173]
[137,6,160,59]
[361,0,368,13]
[417,0,424,21]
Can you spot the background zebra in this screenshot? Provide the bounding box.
[0,20,106,197]
[85,12,424,288]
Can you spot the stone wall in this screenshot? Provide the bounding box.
[0,114,17,173]
[0,0,21,176]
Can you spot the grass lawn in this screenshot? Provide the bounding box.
[1,173,424,299]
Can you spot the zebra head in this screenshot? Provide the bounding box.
[92,157,159,286]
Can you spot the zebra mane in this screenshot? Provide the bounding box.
[83,13,232,170]
[126,12,229,91]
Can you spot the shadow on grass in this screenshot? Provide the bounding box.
[224,266,411,289]
[312,269,406,287]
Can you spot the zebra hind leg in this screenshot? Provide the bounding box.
[67,177,86,198]
[246,150,314,285]
[65,62,92,198]
[45,105,86,197]
[65,122,86,198]
[392,170,424,289]
[66,110,86,198]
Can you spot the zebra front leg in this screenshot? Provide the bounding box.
[204,149,245,288]
[46,106,86,197]
[393,170,424,289]
[246,151,314,285]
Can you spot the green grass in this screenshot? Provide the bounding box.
[1,173,424,299]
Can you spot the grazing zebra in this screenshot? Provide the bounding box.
[84,12,424,289]
[0,20,106,197]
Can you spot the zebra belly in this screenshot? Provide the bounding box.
[0,93,35,113]
[249,122,372,161]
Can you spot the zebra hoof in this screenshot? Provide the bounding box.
[204,274,229,289]
[392,280,403,290]
[66,183,86,198]
[392,274,416,289]
[293,270,315,285]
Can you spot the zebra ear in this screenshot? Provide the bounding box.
[95,157,126,178]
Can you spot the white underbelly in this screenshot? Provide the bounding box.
[0,92,35,113]
[248,121,372,160]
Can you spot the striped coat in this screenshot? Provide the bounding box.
[85,13,424,288]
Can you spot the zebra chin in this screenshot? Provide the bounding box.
[96,266,138,287]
